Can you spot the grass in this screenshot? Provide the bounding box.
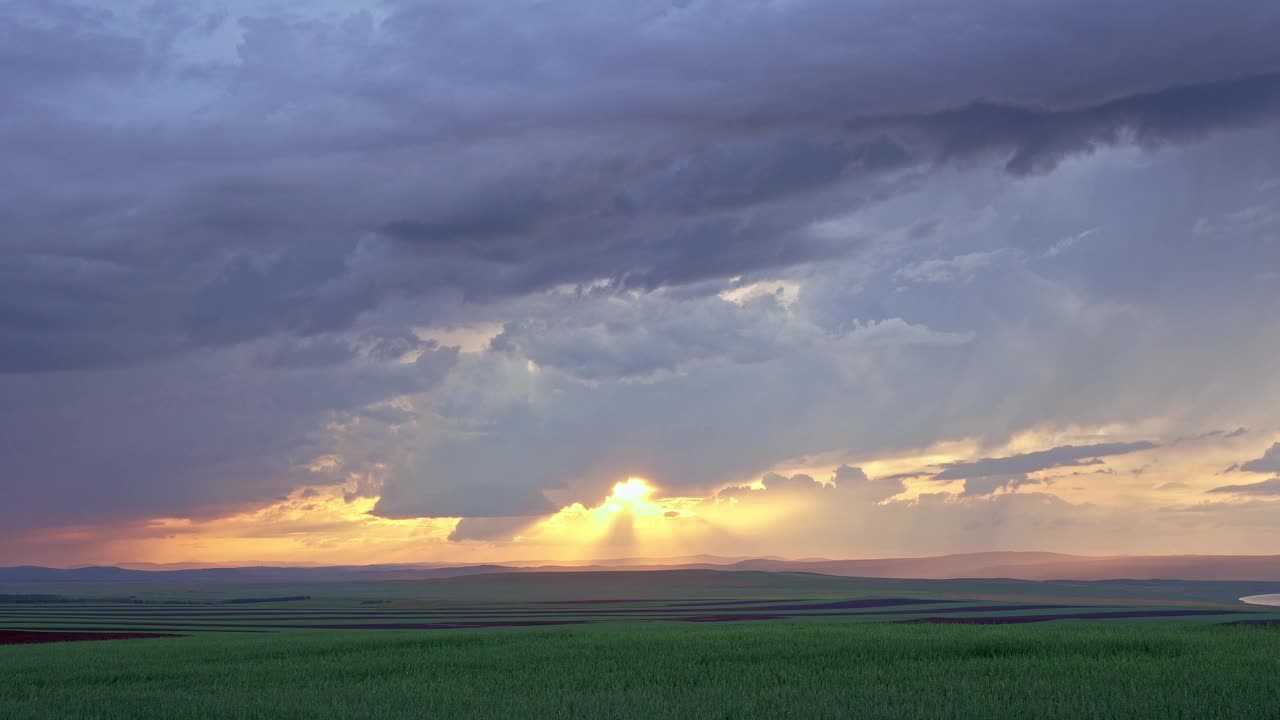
[2,622,1278,719]
[2,572,1277,718]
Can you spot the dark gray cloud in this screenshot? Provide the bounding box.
[257,336,360,370]
[0,340,458,530]
[1240,443,1280,474]
[715,466,905,505]
[447,516,543,543]
[488,289,800,382]
[1,1,147,97]
[955,474,1043,498]
[915,440,1163,497]
[378,482,558,519]
[870,71,1280,176]
[933,442,1158,481]
[5,0,1280,376]
[1198,427,1249,440]
[1207,478,1280,496]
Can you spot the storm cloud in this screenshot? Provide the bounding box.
[7,0,1280,373]
[4,0,1280,558]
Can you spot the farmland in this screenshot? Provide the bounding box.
[0,591,1269,636]
[2,570,1280,718]
[2,570,1278,636]
[4,622,1280,719]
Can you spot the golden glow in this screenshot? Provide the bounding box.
[510,476,712,561]
[608,477,654,504]
[14,423,1270,567]
[50,486,463,567]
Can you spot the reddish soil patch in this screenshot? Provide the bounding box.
[903,609,1250,624]
[0,630,181,645]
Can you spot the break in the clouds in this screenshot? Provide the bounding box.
[3,0,1280,564]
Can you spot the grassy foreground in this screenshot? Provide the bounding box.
[2,622,1278,719]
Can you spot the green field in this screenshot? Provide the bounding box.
[3,570,1280,719]
[3,622,1280,719]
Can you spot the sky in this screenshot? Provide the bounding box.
[4,0,1280,567]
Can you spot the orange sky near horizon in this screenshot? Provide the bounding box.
[8,428,1279,568]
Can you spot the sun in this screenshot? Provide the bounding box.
[515,475,717,560]
[610,477,654,503]
[596,478,661,519]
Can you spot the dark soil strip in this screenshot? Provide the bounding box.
[665,594,957,604]
[1,625,265,634]
[0,610,626,619]
[0,620,588,631]
[674,605,1080,623]
[531,599,651,605]
[0,598,955,620]
[0,630,182,645]
[0,610,612,620]
[711,598,957,612]
[857,604,1079,616]
[901,609,1253,625]
[16,605,1234,632]
[409,597,956,616]
[665,598,850,608]
[244,620,590,630]
[0,604,1084,631]
[0,605,1002,625]
[376,619,586,629]
[680,614,792,622]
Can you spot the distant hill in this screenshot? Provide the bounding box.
[509,552,1280,581]
[724,552,1081,578]
[952,555,1280,582]
[5,552,1280,584]
[0,564,520,584]
[701,553,1280,581]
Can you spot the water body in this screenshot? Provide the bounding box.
[1240,594,1280,606]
